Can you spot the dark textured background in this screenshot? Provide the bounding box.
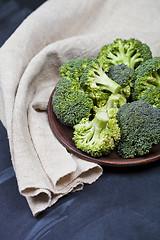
[0,1,160,239]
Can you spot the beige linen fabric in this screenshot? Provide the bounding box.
[0,0,160,216]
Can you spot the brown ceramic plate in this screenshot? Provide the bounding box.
[48,88,160,167]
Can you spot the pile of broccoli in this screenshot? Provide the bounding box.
[52,38,160,159]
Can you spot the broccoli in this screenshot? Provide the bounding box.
[116,100,160,158]
[59,58,93,80]
[107,63,135,98]
[97,38,152,71]
[73,107,121,158]
[51,37,159,159]
[52,77,93,127]
[80,59,121,106]
[139,87,160,108]
[72,91,127,157]
[132,57,160,100]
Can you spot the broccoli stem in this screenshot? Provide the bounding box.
[112,42,132,67]
[108,44,142,69]
[94,110,109,127]
[125,46,135,58]
[93,92,127,119]
[106,94,125,109]
[92,66,121,93]
[147,71,160,86]
[129,52,143,69]
[96,93,126,112]
[153,71,160,84]
[88,111,109,146]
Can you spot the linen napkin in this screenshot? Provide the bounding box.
[0,0,160,216]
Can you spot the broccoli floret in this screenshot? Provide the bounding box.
[116,100,160,158]
[139,87,160,108]
[59,58,93,80]
[80,59,121,106]
[72,91,126,157]
[73,108,120,158]
[52,77,93,127]
[132,57,160,100]
[107,63,135,98]
[97,38,152,71]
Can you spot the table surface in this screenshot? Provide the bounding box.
[0,1,160,240]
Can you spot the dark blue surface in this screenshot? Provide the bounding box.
[0,1,160,239]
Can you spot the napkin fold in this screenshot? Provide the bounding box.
[0,0,160,216]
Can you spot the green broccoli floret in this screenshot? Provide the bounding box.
[139,87,160,108]
[116,100,160,158]
[132,57,160,100]
[73,107,120,158]
[97,38,152,71]
[80,59,121,106]
[52,77,93,127]
[59,58,93,80]
[73,91,126,157]
[107,63,135,98]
